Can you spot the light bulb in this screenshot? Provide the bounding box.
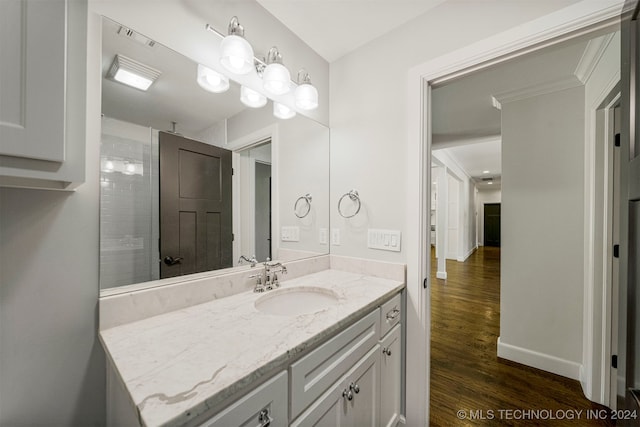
[273,102,296,119]
[220,35,254,75]
[197,64,229,93]
[240,86,267,108]
[263,63,291,95]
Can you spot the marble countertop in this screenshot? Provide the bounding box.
[99,269,404,427]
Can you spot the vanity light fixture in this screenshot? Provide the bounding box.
[262,47,291,95]
[219,16,255,75]
[107,54,160,91]
[273,102,296,119]
[240,85,267,108]
[196,64,229,93]
[294,69,319,111]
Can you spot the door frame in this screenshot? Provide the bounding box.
[228,124,280,265]
[405,2,622,424]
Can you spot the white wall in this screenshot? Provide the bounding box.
[499,86,585,378]
[433,150,477,261]
[477,188,502,246]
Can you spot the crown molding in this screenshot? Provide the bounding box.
[491,75,583,106]
[574,32,616,84]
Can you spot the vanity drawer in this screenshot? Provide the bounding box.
[380,293,402,338]
[289,309,380,419]
[198,371,287,427]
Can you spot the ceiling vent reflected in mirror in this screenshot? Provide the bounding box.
[116,25,156,48]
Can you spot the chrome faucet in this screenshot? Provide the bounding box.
[238,254,258,267]
[249,258,288,292]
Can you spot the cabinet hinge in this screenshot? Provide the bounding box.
[615,133,621,147]
[612,354,618,369]
[614,244,620,258]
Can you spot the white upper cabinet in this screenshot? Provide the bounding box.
[0,0,86,190]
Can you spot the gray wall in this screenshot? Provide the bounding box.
[500,86,585,366]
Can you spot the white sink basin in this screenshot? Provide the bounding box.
[255,287,339,316]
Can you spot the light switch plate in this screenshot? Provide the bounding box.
[319,228,328,245]
[281,226,300,242]
[368,229,401,252]
[331,228,340,246]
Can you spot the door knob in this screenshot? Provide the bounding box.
[163,256,183,266]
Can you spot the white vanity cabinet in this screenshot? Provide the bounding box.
[379,294,402,427]
[0,0,86,190]
[290,347,380,427]
[199,372,288,427]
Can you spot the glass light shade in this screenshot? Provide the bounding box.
[197,64,229,93]
[273,102,296,120]
[240,86,267,108]
[295,83,319,110]
[263,63,291,95]
[220,35,254,75]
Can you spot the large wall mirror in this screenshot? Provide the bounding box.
[99,17,330,290]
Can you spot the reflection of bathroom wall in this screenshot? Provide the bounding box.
[100,117,158,288]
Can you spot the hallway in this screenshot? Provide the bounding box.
[429,247,613,426]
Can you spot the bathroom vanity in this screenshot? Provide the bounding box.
[99,255,405,427]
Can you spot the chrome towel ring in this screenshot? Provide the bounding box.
[338,189,361,218]
[294,193,313,218]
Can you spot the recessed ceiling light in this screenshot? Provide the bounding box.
[107,54,160,91]
[483,170,490,174]
[487,181,493,185]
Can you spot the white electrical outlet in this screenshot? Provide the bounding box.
[319,228,328,245]
[331,228,341,246]
[368,229,401,252]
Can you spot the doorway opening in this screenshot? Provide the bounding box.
[427,27,621,423]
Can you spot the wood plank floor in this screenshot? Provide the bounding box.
[429,246,614,426]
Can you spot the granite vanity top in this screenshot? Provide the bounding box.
[99,268,405,427]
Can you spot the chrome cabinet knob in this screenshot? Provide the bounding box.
[383,347,392,356]
[342,389,354,401]
[350,382,360,394]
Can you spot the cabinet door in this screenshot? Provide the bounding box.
[199,371,287,427]
[292,346,379,427]
[380,324,402,427]
[0,0,66,162]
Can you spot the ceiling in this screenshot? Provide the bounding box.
[255,0,447,62]
[431,32,613,190]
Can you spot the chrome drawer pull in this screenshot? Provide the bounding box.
[258,409,272,427]
[386,308,400,321]
[342,389,354,401]
[383,347,392,356]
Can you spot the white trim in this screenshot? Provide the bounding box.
[436,271,447,280]
[492,76,583,105]
[228,124,280,263]
[407,2,622,423]
[575,33,616,84]
[497,337,582,381]
[457,246,477,263]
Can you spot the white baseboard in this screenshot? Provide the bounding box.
[497,337,582,381]
[457,246,477,262]
[436,271,447,280]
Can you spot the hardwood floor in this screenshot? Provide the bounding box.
[429,246,614,426]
